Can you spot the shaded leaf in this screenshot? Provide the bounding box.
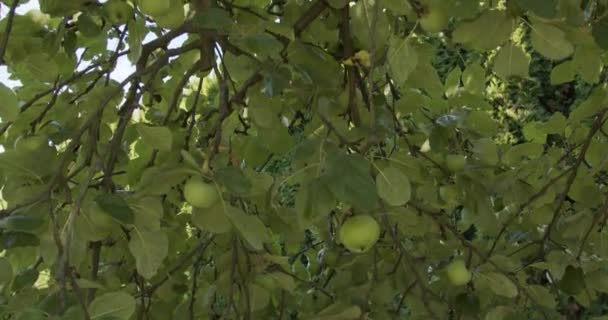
[129,228,168,279]
[94,194,135,225]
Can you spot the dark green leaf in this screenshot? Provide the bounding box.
[94,194,135,225]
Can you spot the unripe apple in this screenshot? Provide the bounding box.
[103,0,133,25]
[138,0,170,17]
[445,259,471,286]
[420,5,448,33]
[155,1,185,29]
[183,177,219,208]
[338,215,380,253]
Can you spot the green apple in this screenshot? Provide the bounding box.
[137,0,171,17]
[155,1,185,29]
[184,177,219,208]
[103,0,133,25]
[420,5,448,33]
[338,215,380,253]
[26,10,51,26]
[445,259,472,286]
[446,154,466,172]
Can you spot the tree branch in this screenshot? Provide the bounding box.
[576,192,608,260]
[541,109,607,256]
[143,234,215,297]
[0,0,19,65]
[162,60,203,125]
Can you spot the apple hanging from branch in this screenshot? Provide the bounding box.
[338,215,380,253]
[183,177,219,209]
[103,0,134,25]
[445,259,472,286]
[137,0,170,17]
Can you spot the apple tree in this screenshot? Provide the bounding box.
[1,0,608,319]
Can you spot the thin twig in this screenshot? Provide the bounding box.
[143,234,215,297]
[541,109,607,256]
[576,192,608,260]
[162,60,203,125]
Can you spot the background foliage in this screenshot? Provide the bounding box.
[1,0,608,319]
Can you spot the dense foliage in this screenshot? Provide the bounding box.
[1,0,608,319]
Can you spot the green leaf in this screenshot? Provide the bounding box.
[493,44,530,80]
[569,87,607,123]
[453,10,514,51]
[592,17,608,49]
[194,7,233,31]
[249,283,270,311]
[545,112,567,134]
[550,61,576,85]
[464,110,498,136]
[0,257,13,287]
[573,46,603,83]
[12,268,38,291]
[0,83,19,122]
[515,0,557,18]
[404,63,444,99]
[568,177,602,207]
[0,215,45,233]
[312,303,362,320]
[528,285,557,308]
[127,16,146,63]
[129,228,169,279]
[129,196,163,231]
[462,63,486,96]
[484,306,514,320]
[2,232,40,249]
[384,0,412,15]
[295,178,335,228]
[191,204,232,233]
[94,194,135,225]
[324,152,378,211]
[523,121,547,143]
[136,165,196,196]
[376,166,411,206]
[479,272,518,298]
[225,206,271,250]
[136,125,173,152]
[472,138,499,165]
[387,36,418,85]
[89,291,136,320]
[530,22,574,60]
[214,167,251,196]
[444,67,462,97]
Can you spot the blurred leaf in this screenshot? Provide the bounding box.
[89,292,135,320]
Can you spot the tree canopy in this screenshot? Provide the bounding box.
[0,0,608,319]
